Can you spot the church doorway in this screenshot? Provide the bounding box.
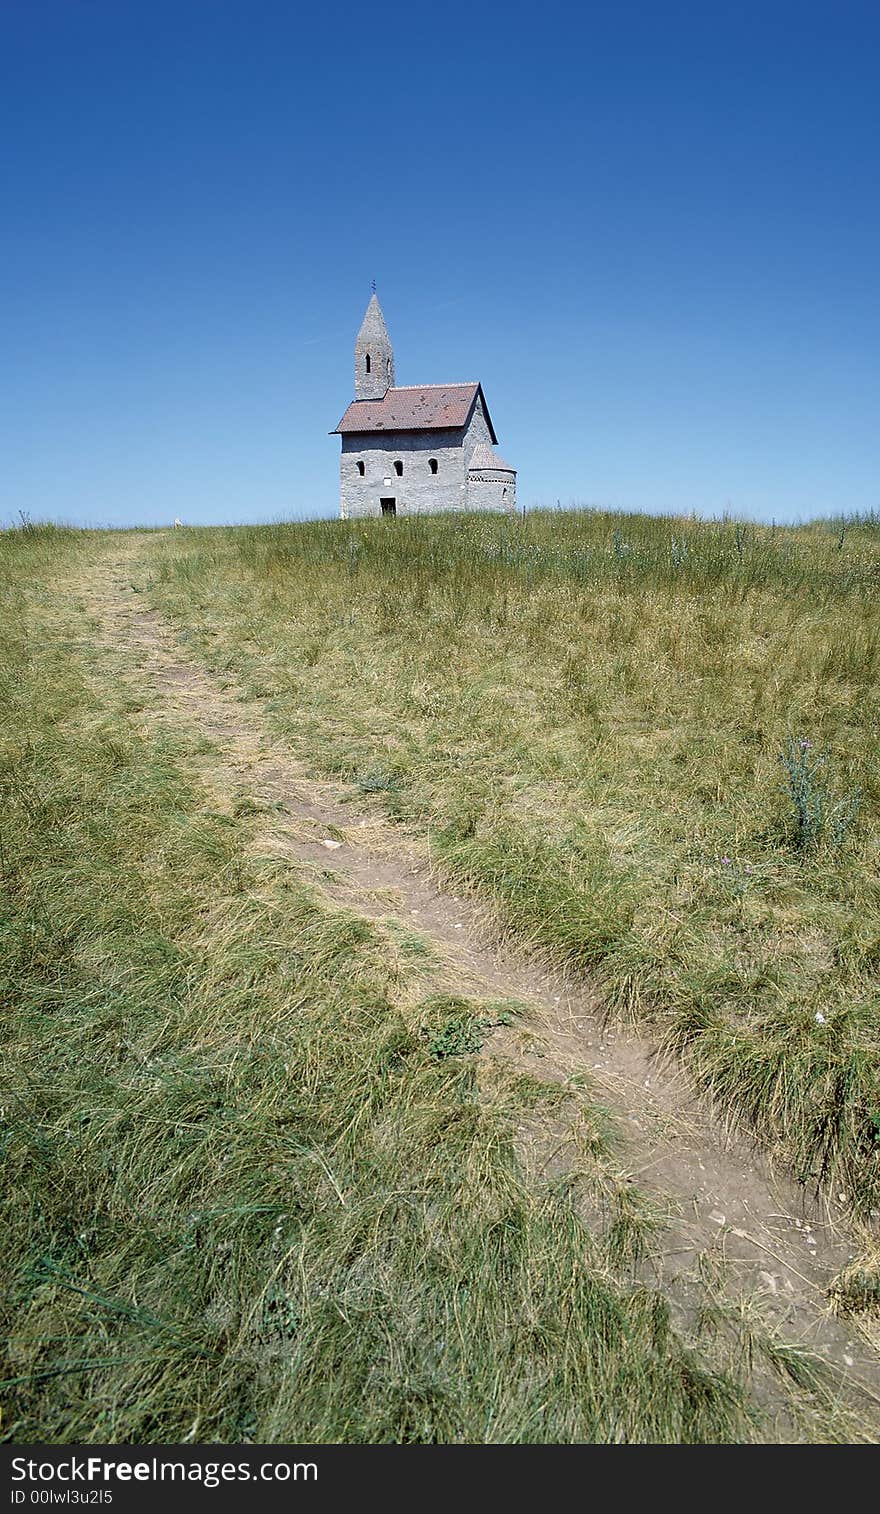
[380,498,397,517]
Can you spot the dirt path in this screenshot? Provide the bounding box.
[72,535,880,1423]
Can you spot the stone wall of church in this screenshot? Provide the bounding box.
[462,394,494,462]
[466,468,517,515]
[340,429,466,518]
[461,396,515,513]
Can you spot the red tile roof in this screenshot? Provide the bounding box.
[332,382,497,441]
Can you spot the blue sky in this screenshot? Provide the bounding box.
[2,0,878,528]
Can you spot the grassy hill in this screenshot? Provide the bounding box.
[2,508,878,1443]
[151,508,880,1219]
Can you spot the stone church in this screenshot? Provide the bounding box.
[332,292,516,519]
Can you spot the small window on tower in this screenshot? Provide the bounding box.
[365,354,371,373]
[357,461,365,476]
[394,460,403,476]
[429,458,438,475]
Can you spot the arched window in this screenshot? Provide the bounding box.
[365,354,371,373]
[394,460,403,477]
[357,461,365,476]
[428,458,438,475]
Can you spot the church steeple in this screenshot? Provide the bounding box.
[354,289,394,400]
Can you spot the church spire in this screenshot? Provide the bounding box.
[354,289,394,400]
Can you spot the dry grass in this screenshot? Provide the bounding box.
[0,522,781,1443]
[144,508,880,1224]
